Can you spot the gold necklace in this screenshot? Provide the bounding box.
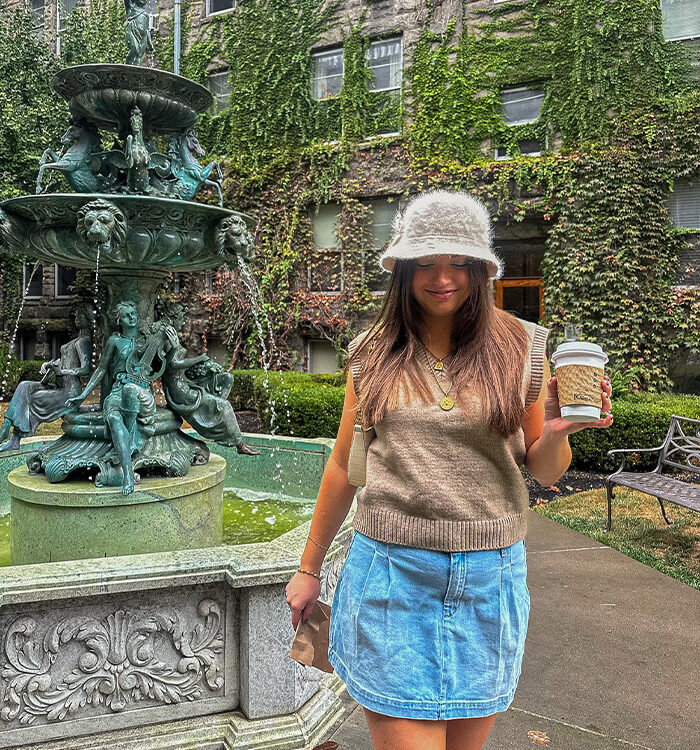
[419,341,455,411]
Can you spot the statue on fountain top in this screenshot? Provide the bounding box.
[125,0,154,66]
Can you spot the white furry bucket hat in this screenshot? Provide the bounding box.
[379,190,504,280]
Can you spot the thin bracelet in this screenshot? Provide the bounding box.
[298,567,322,580]
[307,534,329,550]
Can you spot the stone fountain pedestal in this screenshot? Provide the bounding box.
[8,455,226,565]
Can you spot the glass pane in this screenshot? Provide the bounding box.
[669,179,700,229]
[661,0,700,41]
[496,242,544,278]
[312,203,341,249]
[56,265,76,297]
[312,49,343,99]
[309,340,338,373]
[309,250,342,292]
[207,72,231,111]
[209,0,234,13]
[30,0,45,23]
[18,333,36,361]
[366,38,402,91]
[369,199,399,248]
[62,0,79,13]
[24,263,43,297]
[502,285,541,322]
[518,138,541,154]
[502,88,544,124]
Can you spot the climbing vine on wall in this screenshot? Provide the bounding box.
[1,0,697,390]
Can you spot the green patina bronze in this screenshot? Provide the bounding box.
[0,16,259,500]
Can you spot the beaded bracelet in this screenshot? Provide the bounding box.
[297,567,322,580]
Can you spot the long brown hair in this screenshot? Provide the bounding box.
[346,258,530,438]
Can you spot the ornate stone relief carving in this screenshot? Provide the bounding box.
[0,598,224,725]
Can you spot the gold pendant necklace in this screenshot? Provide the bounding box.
[419,341,454,411]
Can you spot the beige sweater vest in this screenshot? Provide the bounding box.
[348,318,550,551]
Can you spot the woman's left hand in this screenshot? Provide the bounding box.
[544,376,613,436]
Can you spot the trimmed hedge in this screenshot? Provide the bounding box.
[570,393,700,472]
[0,345,44,396]
[229,369,347,438]
[228,370,700,469]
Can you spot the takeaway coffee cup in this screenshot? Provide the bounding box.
[550,341,609,422]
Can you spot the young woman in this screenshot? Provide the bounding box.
[285,190,612,750]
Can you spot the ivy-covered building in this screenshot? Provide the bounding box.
[3,0,700,393]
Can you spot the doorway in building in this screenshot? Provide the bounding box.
[493,238,545,323]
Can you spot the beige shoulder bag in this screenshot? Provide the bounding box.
[346,333,376,487]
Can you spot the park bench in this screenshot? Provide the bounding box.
[605,414,700,532]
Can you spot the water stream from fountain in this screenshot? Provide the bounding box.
[0,260,40,401]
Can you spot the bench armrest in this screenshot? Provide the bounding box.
[607,445,665,476]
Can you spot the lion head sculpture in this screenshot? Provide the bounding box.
[216,215,254,262]
[76,199,127,253]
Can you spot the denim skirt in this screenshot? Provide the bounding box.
[328,530,530,720]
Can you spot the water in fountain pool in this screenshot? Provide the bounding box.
[0,488,316,565]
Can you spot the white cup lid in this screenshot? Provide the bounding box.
[551,341,609,364]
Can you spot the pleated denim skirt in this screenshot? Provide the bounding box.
[328,529,530,720]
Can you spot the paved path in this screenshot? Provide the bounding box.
[320,510,699,750]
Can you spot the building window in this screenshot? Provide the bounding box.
[206,0,235,16]
[494,136,547,161]
[669,179,700,229]
[364,198,398,292]
[660,0,700,42]
[146,0,159,31]
[365,36,402,137]
[310,203,343,292]
[206,71,231,112]
[366,37,402,92]
[204,269,224,296]
[55,265,77,298]
[23,263,43,299]
[311,47,343,100]
[307,339,338,374]
[29,0,45,26]
[17,332,37,361]
[500,86,545,126]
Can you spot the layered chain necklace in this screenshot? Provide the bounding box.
[419,339,455,411]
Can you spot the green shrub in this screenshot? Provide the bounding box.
[228,371,700,467]
[0,344,44,397]
[570,393,700,472]
[228,369,348,437]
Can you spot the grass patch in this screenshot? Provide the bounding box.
[533,488,700,590]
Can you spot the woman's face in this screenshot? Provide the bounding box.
[411,254,472,319]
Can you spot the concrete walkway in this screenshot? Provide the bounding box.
[320,510,699,750]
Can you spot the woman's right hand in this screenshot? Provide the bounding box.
[285,571,321,631]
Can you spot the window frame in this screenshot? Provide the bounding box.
[668,178,700,230]
[206,69,232,113]
[499,84,545,127]
[365,35,403,94]
[205,0,236,18]
[311,46,344,101]
[493,133,549,161]
[54,264,76,299]
[23,262,43,300]
[659,0,700,42]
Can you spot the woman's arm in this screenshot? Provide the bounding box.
[170,353,208,370]
[298,368,361,576]
[523,357,612,486]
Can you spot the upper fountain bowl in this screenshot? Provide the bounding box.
[53,65,214,134]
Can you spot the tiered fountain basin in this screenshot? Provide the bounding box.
[0,433,357,750]
[0,194,253,271]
